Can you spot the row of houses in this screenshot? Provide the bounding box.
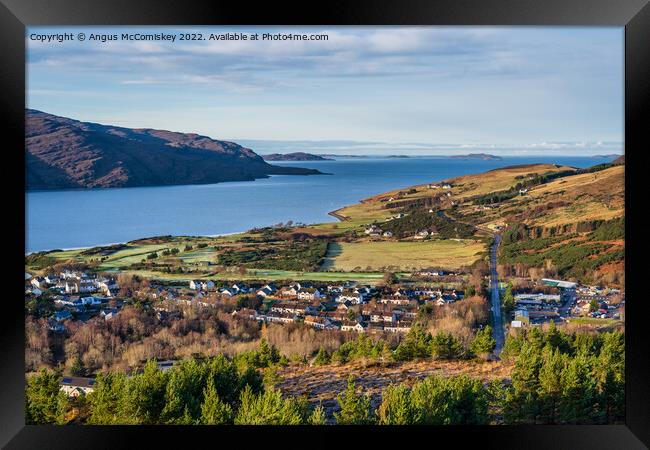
[29,272,118,297]
[233,305,415,334]
[167,279,463,309]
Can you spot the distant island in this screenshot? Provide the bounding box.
[386,155,411,159]
[317,154,368,159]
[26,110,323,190]
[262,152,333,161]
[450,153,503,161]
[594,154,623,159]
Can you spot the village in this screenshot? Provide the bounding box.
[26,269,466,337]
[26,269,626,340]
[25,264,625,400]
[509,278,625,328]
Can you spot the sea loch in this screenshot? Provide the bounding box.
[26,156,613,253]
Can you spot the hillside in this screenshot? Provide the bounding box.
[317,161,624,285]
[262,152,333,161]
[26,110,322,190]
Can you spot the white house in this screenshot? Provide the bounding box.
[303,315,335,330]
[59,377,95,397]
[26,286,43,296]
[100,308,119,320]
[341,321,367,333]
[44,274,60,284]
[231,283,248,293]
[296,288,324,301]
[201,280,216,291]
[336,291,364,304]
[31,277,46,289]
[384,321,412,333]
[65,279,96,294]
[53,310,72,322]
[364,225,382,235]
[80,296,103,306]
[257,284,277,297]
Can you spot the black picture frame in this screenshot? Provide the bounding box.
[2,0,648,448]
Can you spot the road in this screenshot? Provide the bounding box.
[489,233,506,355]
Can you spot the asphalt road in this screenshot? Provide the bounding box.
[490,233,506,355]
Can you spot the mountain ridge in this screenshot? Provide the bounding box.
[26,109,322,190]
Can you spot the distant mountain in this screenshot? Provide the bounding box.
[450,153,503,161]
[613,154,625,165]
[262,152,333,161]
[26,110,322,190]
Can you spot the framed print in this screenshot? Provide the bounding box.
[2,0,649,448]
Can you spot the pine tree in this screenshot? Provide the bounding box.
[537,346,567,424]
[506,340,543,423]
[159,359,204,424]
[234,386,308,425]
[70,354,86,377]
[377,384,414,424]
[25,369,69,425]
[544,321,570,353]
[200,380,233,425]
[593,331,625,423]
[263,366,282,390]
[559,353,595,423]
[503,283,515,315]
[257,337,281,368]
[430,331,464,360]
[87,372,128,424]
[334,376,374,425]
[313,346,331,366]
[409,375,488,425]
[308,404,328,425]
[470,325,496,357]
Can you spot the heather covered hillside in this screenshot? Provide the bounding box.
[26,109,321,190]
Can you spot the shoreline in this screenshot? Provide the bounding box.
[26,157,611,255]
[328,209,348,222]
[25,231,245,256]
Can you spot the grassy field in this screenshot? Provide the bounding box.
[115,268,411,284]
[567,317,621,327]
[324,239,486,271]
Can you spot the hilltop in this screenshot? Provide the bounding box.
[26,110,322,190]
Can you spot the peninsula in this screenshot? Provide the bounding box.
[26,110,323,190]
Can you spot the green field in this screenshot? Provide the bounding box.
[323,239,486,271]
[567,317,620,327]
[115,268,410,284]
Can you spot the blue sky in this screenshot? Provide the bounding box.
[27,26,623,155]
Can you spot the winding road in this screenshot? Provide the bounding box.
[489,233,506,355]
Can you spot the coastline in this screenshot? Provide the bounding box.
[328,208,349,222]
[27,157,610,254]
[25,231,245,256]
